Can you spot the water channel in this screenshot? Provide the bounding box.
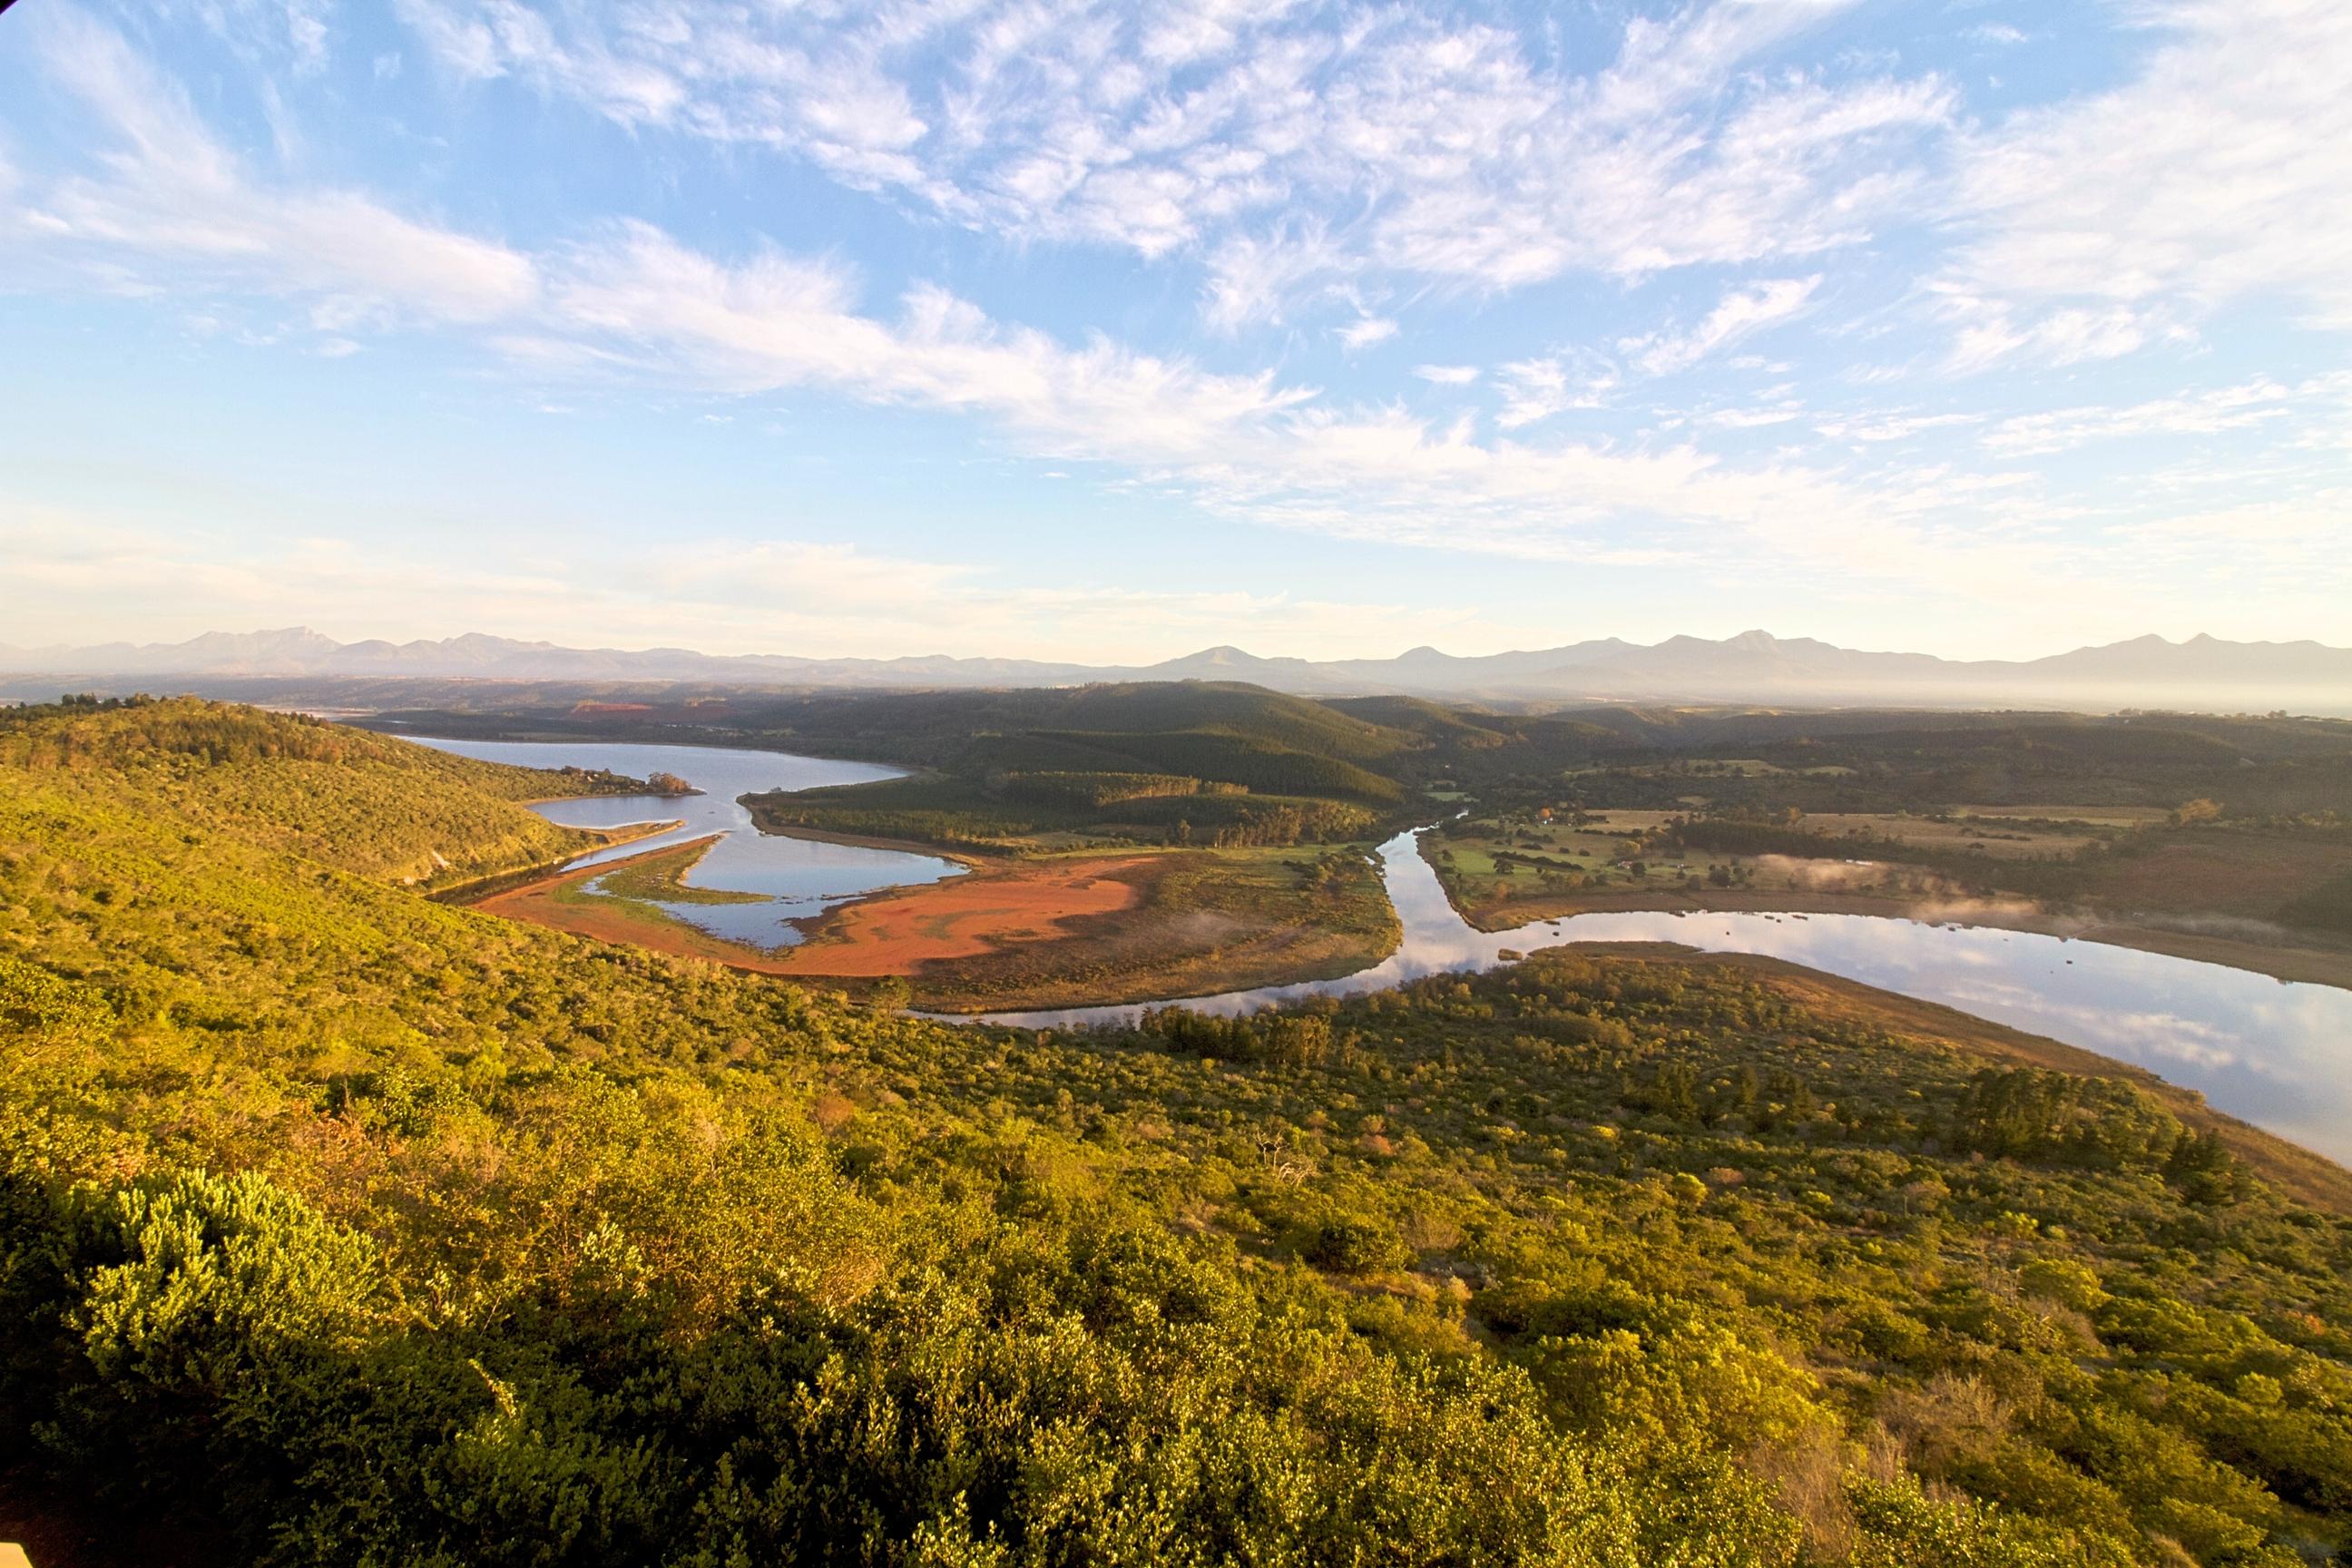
[413,736,2352,1166]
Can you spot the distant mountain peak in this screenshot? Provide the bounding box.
[4,626,2347,714]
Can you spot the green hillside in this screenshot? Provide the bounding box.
[728,685,1414,849]
[0,697,650,889]
[6,702,2350,1566]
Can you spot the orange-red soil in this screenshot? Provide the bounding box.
[464,840,1159,979]
[778,857,1155,975]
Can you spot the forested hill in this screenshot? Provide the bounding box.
[3,701,2351,1566]
[0,695,651,889]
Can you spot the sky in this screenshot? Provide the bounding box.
[2,0,2348,664]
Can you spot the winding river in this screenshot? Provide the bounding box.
[414,735,2352,1166]
[982,829,2352,1166]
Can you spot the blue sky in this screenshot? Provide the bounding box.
[2,0,2347,662]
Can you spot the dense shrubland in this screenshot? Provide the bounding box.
[3,701,2349,1565]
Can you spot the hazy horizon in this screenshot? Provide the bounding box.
[9,621,2352,670]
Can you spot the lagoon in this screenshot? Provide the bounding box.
[411,736,963,947]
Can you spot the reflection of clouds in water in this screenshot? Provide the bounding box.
[1937,981,2250,1073]
[994,827,2352,1168]
[414,736,962,947]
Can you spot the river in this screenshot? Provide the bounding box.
[976,829,2352,1166]
[410,736,963,947]
[416,735,2352,1166]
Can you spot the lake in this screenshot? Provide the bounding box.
[410,736,963,947]
[416,736,2352,1166]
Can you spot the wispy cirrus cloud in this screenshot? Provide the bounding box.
[1982,378,2337,457]
[1941,0,2352,362]
[1619,276,1822,376]
[390,0,1951,329]
[15,5,536,325]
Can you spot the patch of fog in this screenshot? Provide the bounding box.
[1752,854,1901,891]
[2113,910,2308,946]
[983,826,2352,1167]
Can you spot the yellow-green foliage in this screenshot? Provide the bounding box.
[1,702,2347,1567]
[0,695,630,887]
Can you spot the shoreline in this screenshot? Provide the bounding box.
[453,828,1401,1010]
[1543,942,2352,1214]
[1437,881,2352,991]
[457,836,818,974]
[426,818,680,905]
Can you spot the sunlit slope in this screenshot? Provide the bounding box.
[0,697,613,887]
[0,701,2348,1565]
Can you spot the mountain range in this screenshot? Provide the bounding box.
[5,627,2351,712]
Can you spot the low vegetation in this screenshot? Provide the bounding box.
[3,698,2350,1567]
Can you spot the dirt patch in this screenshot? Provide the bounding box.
[778,857,1156,975]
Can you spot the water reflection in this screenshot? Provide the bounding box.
[973,829,2352,1166]
[406,732,2352,1167]
[410,736,962,947]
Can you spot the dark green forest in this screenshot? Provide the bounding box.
[4,699,2351,1565]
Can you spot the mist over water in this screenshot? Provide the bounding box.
[979,830,2352,1167]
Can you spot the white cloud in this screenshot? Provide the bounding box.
[1335,315,1397,351]
[1945,0,2352,353]
[1413,364,1479,386]
[1619,276,1822,376]
[1705,406,1806,429]
[1491,354,1617,429]
[1813,411,1979,444]
[550,222,1317,465]
[1983,377,2344,456]
[1934,292,2167,374]
[390,0,1951,326]
[18,7,536,325]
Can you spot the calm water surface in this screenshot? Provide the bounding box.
[978,828,2352,1166]
[412,732,2352,1167]
[410,736,961,947]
